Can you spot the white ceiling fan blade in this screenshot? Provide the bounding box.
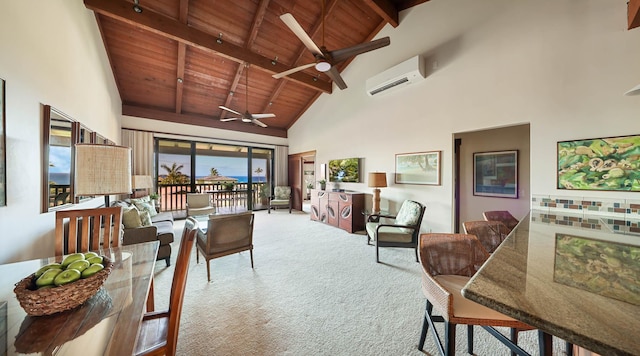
[272,62,316,79]
[251,113,275,119]
[330,37,391,63]
[220,117,240,122]
[280,13,323,56]
[218,105,242,116]
[325,66,347,90]
[252,119,268,128]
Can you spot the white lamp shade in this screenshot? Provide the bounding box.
[368,172,387,188]
[75,144,132,195]
[132,175,153,189]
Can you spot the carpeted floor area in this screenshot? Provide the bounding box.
[150,210,568,356]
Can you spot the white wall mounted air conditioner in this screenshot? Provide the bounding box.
[366,55,426,96]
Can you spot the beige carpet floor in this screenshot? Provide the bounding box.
[150,210,568,356]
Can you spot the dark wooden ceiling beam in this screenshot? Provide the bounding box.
[123,104,287,138]
[630,0,640,30]
[84,0,332,93]
[362,0,399,28]
[221,0,270,119]
[175,0,189,114]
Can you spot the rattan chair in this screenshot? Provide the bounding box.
[462,220,511,253]
[482,210,519,231]
[135,217,198,356]
[54,206,123,256]
[418,233,534,356]
[196,212,255,282]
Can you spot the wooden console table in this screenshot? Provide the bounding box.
[310,189,364,233]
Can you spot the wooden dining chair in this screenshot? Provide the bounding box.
[54,206,123,256]
[482,210,519,231]
[135,217,198,356]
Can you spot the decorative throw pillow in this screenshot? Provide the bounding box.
[394,201,422,233]
[134,201,158,217]
[122,205,142,228]
[139,210,152,227]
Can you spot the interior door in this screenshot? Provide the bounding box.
[288,155,303,211]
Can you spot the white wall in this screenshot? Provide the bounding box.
[0,1,121,263]
[288,0,640,233]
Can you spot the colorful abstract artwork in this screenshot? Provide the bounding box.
[557,135,640,191]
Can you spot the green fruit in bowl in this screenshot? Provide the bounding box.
[54,269,82,286]
[81,263,104,278]
[84,251,99,259]
[87,256,103,265]
[36,268,63,287]
[61,253,85,268]
[67,259,90,272]
[34,263,62,278]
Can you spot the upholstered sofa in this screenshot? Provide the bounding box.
[111,197,174,266]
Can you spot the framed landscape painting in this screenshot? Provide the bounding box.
[395,151,441,185]
[473,150,518,198]
[557,134,640,191]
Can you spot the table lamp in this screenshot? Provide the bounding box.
[368,172,387,213]
[75,144,132,207]
[131,175,153,197]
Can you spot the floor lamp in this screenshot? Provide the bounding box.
[75,144,132,207]
[368,172,387,214]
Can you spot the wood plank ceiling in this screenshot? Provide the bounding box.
[84,0,429,138]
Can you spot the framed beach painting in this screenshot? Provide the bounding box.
[557,134,640,192]
[473,150,518,198]
[0,78,5,206]
[395,151,441,185]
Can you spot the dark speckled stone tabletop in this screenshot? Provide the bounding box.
[462,212,639,356]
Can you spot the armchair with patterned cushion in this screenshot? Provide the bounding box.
[268,186,291,214]
[365,199,426,263]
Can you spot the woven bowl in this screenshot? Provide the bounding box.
[14,257,113,316]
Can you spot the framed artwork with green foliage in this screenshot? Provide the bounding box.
[557,134,640,191]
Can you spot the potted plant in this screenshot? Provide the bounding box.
[223,182,236,191]
[318,179,326,190]
[258,184,270,205]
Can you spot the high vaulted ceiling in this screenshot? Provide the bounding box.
[84,0,429,138]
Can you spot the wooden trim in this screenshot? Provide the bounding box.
[629,0,640,30]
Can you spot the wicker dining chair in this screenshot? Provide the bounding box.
[418,233,534,356]
[482,210,519,231]
[462,220,511,253]
[135,217,198,356]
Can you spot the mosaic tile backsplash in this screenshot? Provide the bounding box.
[531,195,640,235]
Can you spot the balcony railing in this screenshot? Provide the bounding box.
[157,183,268,216]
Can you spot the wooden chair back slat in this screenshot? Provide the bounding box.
[55,206,123,256]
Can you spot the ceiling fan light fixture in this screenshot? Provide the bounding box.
[242,117,252,123]
[315,61,331,72]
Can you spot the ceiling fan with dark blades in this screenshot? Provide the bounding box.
[219,65,275,128]
[273,1,390,90]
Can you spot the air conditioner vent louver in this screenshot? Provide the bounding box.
[366,55,425,96]
[368,77,410,96]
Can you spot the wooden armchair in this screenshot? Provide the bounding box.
[365,200,426,263]
[196,212,255,282]
[54,206,123,256]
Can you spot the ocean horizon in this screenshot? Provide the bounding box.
[49,173,267,186]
